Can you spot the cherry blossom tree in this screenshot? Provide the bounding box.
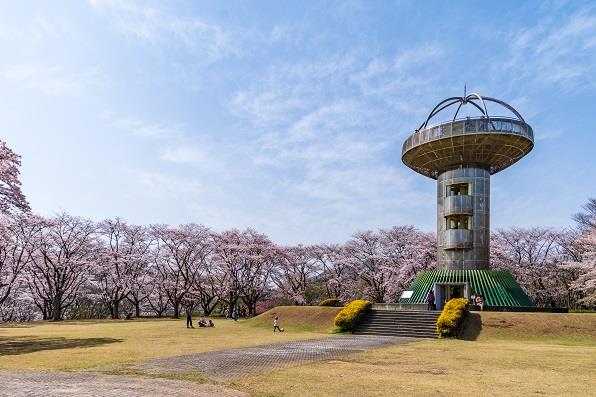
[344,230,390,303]
[564,229,596,306]
[312,244,355,302]
[191,260,226,316]
[0,213,41,306]
[0,140,30,214]
[213,229,278,316]
[341,226,436,303]
[491,227,570,307]
[150,224,212,318]
[146,269,171,317]
[127,269,152,318]
[562,199,596,306]
[573,198,596,232]
[380,226,436,301]
[25,214,97,320]
[271,245,321,305]
[95,219,151,319]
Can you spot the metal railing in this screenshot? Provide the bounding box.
[443,229,473,249]
[402,117,534,155]
[444,195,473,216]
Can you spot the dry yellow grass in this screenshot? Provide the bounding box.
[472,311,596,343]
[231,311,596,397]
[2,308,596,397]
[0,315,332,371]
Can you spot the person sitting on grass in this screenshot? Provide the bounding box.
[208,319,215,328]
[198,317,207,327]
[273,316,284,332]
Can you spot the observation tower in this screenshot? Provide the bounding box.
[399,93,535,309]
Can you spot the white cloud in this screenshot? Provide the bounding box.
[1,65,105,97]
[133,170,202,198]
[225,42,443,240]
[88,0,238,62]
[161,147,207,165]
[108,116,183,139]
[500,6,596,89]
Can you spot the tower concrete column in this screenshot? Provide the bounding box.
[437,167,490,270]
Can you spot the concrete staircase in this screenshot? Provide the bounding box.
[353,310,440,338]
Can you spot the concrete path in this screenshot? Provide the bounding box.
[136,335,417,380]
[0,371,248,397]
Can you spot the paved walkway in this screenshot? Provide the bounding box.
[136,335,417,380]
[0,372,248,397]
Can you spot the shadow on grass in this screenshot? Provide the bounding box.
[0,336,123,356]
[458,312,482,341]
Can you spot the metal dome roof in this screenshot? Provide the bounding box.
[418,93,526,131]
[402,94,534,179]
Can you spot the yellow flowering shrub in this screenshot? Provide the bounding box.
[436,298,469,337]
[334,299,372,332]
[319,297,341,307]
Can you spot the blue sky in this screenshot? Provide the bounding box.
[1,1,595,244]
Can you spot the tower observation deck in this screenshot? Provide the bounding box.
[399,94,535,309]
[402,94,534,270]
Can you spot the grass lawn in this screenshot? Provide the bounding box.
[1,308,596,396]
[0,307,340,372]
[230,312,596,397]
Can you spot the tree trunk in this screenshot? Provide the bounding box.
[112,301,120,319]
[134,302,141,318]
[173,303,180,318]
[51,294,62,321]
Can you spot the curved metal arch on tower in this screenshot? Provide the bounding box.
[418,93,525,130]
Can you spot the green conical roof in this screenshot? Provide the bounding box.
[400,269,534,307]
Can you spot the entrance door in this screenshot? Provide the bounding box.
[433,283,468,310]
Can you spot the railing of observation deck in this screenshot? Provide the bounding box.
[402,117,534,155]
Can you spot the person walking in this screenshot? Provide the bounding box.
[426,289,435,311]
[273,316,283,332]
[186,307,194,328]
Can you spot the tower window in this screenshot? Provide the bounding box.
[447,183,470,196]
[446,215,471,230]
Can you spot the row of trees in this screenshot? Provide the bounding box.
[0,215,438,321]
[0,139,594,321]
[0,208,594,322]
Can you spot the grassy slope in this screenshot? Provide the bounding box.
[247,306,342,333]
[0,310,335,371]
[472,311,596,343]
[232,312,596,397]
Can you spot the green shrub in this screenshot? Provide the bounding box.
[436,298,469,337]
[334,299,372,332]
[319,298,341,307]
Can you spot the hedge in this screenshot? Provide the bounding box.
[436,298,469,337]
[319,297,341,307]
[334,299,372,332]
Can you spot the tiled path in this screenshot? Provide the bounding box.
[136,335,417,380]
[0,371,248,397]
